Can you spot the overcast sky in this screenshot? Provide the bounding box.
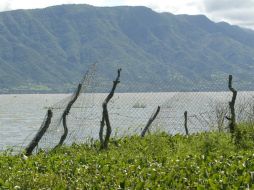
[0,0,253,30]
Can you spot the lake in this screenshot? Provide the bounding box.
[0,92,254,151]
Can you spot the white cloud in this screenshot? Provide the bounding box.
[201,0,254,29]
[122,0,204,15]
[120,0,254,29]
[0,0,204,14]
[0,0,106,11]
[0,0,253,29]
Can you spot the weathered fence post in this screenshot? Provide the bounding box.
[141,106,161,137]
[184,111,189,135]
[56,83,82,148]
[100,69,121,149]
[25,109,53,156]
[228,75,237,134]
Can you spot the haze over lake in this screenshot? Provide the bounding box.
[1,92,254,151]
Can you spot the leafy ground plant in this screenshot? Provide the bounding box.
[1,125,254,189]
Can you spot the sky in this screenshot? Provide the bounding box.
[0,0,253,30]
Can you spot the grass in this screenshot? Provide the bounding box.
[1,124,254,189]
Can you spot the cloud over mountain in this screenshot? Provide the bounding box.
[202,0,254,29]
[0,0,253,29]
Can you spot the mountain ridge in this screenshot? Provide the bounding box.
[0,4,254,93]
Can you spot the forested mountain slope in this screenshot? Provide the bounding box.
[0,4,254,92]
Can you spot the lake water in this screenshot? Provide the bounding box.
[0,92,254,151]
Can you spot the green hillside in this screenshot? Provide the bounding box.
[0,4,254,93]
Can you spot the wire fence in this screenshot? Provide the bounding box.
[1,64,254,154]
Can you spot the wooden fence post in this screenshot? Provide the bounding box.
[141,106,160,137]
[184,111,189,135]
[228,75,237,134]
[100,69,121,149]
[56,83,82,148]
[25,109,53,156]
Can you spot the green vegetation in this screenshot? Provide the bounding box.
[1,124,254,189]
[1,5,254,93]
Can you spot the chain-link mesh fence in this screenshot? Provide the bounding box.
[1,63,254,154]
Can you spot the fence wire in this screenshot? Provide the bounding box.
[1,63,254,154]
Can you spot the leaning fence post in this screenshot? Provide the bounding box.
[25,109,53,156]
[141,106,161,137]
[56,83,82,148]
[100,69,121,149]
[184,111,189,135]
[228,75,237,134]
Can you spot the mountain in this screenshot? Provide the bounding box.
[0,4,254,93]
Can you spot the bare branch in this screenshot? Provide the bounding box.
[56,83,82,147]
[228,75,237,133]
[141,106,160,137]
[25,109,53,156]
[100,69,121,149]
[184,111,189,135]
